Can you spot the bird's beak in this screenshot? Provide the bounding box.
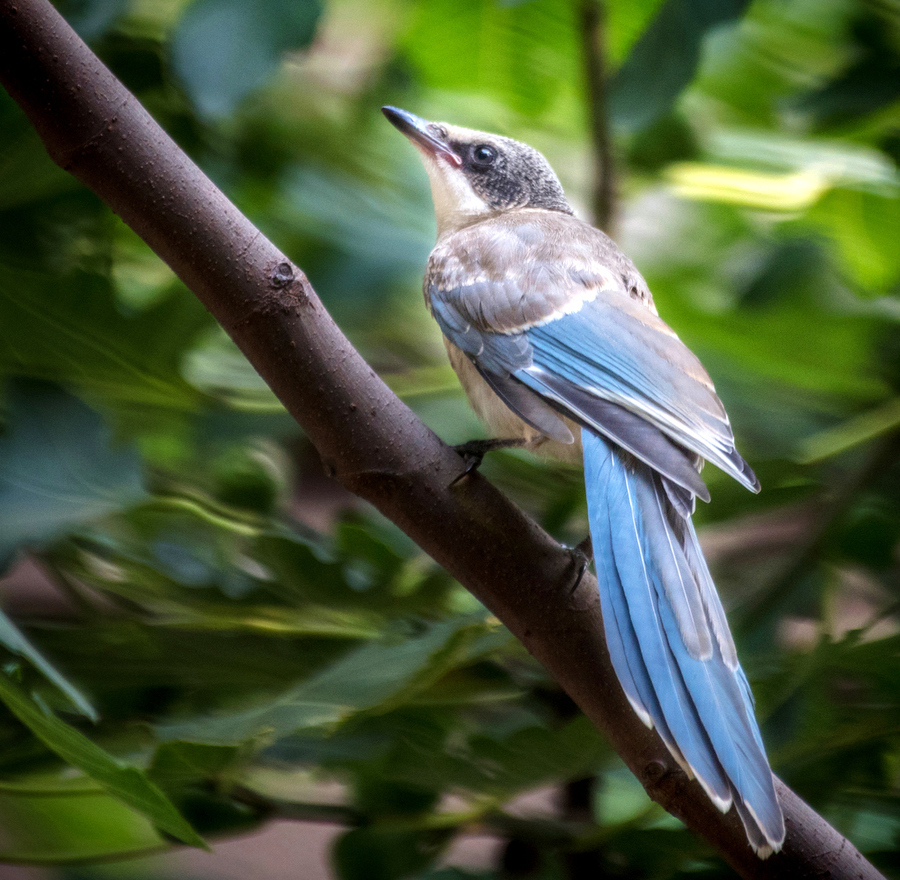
[382,106,461,167]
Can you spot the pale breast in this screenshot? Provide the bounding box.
[445,339,583,465]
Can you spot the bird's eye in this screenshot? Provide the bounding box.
[471,144,497,168]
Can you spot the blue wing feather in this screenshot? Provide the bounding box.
[524,296,759,493]
[431,290,716,499]
[519,366,709,503]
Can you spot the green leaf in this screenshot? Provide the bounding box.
[0,784,165,864]
[610,0,752,131]
[595,767,658,826]
[148,741,241,793]
[0,381,146,571]
[805,188,900,294]
[182,326,283,411]
[606,0,668,65]
[157,617,498,745]
[0,609,96,721]
[28,619,356,705]
[55,0,131,41]
[375,715,611,798]
[0,265,209,421]
[798,397,900,463]
[333,827,451,880]
[795,13,900,129]
[402,0,580,118]
[0,127,80,212]
[171,0,322,117]
[0,671,206,848]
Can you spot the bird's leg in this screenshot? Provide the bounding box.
[568,534,594,594]
[450,437,528,486]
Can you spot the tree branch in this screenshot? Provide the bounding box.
[0,1,882,876]
[739,435,900,637]
[580,0,616,234]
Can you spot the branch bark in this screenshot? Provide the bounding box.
[0,1,882,877]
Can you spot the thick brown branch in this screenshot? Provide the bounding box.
[0,1,882,877]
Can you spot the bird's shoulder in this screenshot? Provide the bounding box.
[425,209,655,333]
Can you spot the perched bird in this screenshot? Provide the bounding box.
[383,106,784,857]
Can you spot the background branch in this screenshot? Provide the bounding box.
[0,1,882,877]
[580,0,616,234]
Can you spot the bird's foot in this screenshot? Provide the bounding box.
[567,535,594,594]
[449,437,527,487]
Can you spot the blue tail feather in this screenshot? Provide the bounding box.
[593,510,683,760]
[602,451,733,807]
[583,428,784,855]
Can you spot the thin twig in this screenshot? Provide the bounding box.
[230,783,592,844]
[738,434,900,636]
[580,0,616,235]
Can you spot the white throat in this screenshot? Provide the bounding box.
[420,153,492,237]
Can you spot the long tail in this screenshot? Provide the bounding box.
[582,428,784,856]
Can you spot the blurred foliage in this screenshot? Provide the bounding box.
[1,0,900,877]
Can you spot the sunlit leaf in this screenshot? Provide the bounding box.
[0,672,206,848]
[403,0,580,118]
[665,162,830,211]
[798,398,900,463]
[702,128,898,188]
[606,0,668,65]
[804,188,900,293]
[0,786,164,864]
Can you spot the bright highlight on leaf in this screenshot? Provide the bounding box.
[665,163,830,211]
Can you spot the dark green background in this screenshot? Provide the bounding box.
[1,0,899,876]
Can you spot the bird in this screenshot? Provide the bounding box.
[382,105,785,857]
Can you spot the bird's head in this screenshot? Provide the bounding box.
[382,106,572,236]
